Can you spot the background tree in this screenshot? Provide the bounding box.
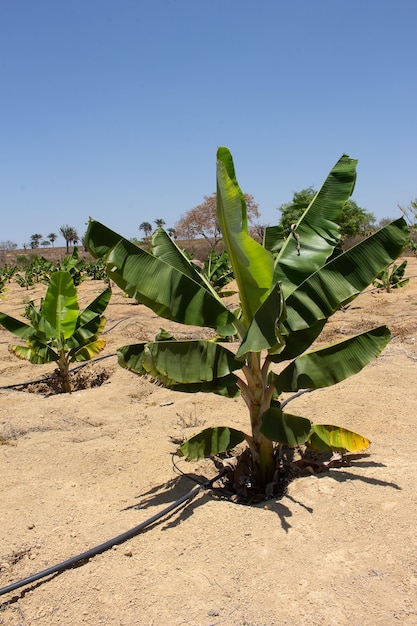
[59,225,79,254]
[175,192,260,250]
[249,222,268,243]
[139,221,153,240]
[48,233,58,247]
[0,241,18,251]
[277,188,375,239]
[30,234,42,249]
[41,240,51,248]
[167,227,177,239]
[154,218,166,228]
[398,198,417,253]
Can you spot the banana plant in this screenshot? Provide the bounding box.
[84,149,408,493]
[0,271,111,392]
[372,260,409,292]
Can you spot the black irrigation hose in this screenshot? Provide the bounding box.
[0,469,226,598]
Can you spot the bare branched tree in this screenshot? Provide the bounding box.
[175,193,260,250]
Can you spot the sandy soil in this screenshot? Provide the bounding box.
[1,258,417,625]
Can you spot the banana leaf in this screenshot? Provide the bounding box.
[9,343,58,364]
[236,282,286,358]
[284,218,408,333]
[216,147,274,326]
[272,155,358,296]
[151,228,215,294]
[42,271,79,340]
[306,424,370,452]
[72,338,107,362]
[0,313,32,340]
[260,406,312,445]
[78,287,112,324]
[85,220,235,330]
[270,319,327,362]
[274,326,391,392]
[67,315,107,350]
[263,225,286,253]
[118,340,242,385]
[177,426,246,460]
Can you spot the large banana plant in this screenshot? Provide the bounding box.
[0,271,111,392]
[84,149,408,492]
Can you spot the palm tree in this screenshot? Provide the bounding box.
[30,234,43,249]
[168,228,177,239]
[139,222,152,240]
[59,225,79,254]
[48,233,58,247]
[154,218,166,228]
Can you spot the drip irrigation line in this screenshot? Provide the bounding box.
[0,469,226,598]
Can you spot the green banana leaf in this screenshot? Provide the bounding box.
[42,271,79,340]
[216,147,274,326]
[274,326,391,392]
[263,225,286,254]
[0,312,32,340]
[272,155,357,296]
[78,287,112,324]
[67,315,107,350]
[85,220,235,331]
[151,227,215,293]
[236,282,286,358]
[284,218,408,333]
[270,319,327,362]
[117,340,242,395]
[177,426,246,460]
[306,424,370,452]
[66,288,111,349]
[260,406,312,445]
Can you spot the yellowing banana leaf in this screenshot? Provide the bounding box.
[272,155,357,296]
[306,424,370,452]
[216,148,274,326]
[236,282,286,358]
[9,343,58,364]
[284,218,408,333]
[73,338,107,362]
[85,220,235,330]
[274,326,391,392]
[42,271,79,340]
[260,406,312,445]
[177,426,246,460]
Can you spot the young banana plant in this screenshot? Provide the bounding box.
[84,148,408,492]
[0,271,111,392]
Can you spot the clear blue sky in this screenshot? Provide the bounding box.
[1,0,416,247]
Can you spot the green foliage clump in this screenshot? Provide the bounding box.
[373,260,409,292]
[277,186,375,239]
[84,148,408,496]
[0,271,111,392]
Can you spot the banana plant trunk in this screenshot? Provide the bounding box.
[240,354,276,488]
[57,351,72,393]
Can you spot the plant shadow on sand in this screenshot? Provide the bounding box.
[120,452,401,533]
